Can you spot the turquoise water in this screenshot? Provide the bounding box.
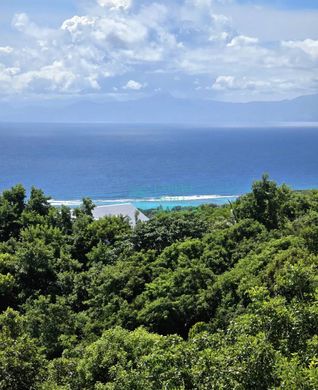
[134,197,237,210]
[0,123,318,209]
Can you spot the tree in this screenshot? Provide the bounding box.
[0,309,46,390]
[0,184,26,240]
[234,174,293,230]
[27,186,51,216]
[137,240,214,336]
[191,332,277,389]
[16,239,57,298]
[132,211,208,252]
[24,295,76,359]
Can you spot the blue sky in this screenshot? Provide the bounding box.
[0,0,317,103]
[236,0,318,8]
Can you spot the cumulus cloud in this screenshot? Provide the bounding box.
[212,75,269,91]
[282,39,318,60]
[0,47,14,54]
[210,74,318,101]
[0,61,100,95]
[0,0,317,101]
[97,0,132,10]
[227,35,259,48]
[12,13,53,39]
[0,46,14,55]
[61,16,96,36]
[123,80,144,90]
[12,13,30,32]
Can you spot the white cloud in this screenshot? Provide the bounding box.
[12,13,30,32]
[61,16,97,35]
[0,46,14,54]
[0,1,317,101]
[15,62,77,93]
[0,61,100,95]
[61,14,149,47]
[123,80,144,90]
[282,39,318,60]
[97,0,132,9]
[210,74,318,101]
[12,13,53,39]
[212,75,268,91]
[227,35,259,47]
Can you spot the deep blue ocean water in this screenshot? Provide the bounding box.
[0,123,318,209]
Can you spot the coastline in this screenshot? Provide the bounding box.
[49,194,239,210]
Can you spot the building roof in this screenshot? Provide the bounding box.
[92,203,149,226]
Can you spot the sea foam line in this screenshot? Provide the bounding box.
[49,194,239,207]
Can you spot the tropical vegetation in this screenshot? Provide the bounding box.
[0,175,317,389]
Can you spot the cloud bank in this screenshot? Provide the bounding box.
[0,0,317,102]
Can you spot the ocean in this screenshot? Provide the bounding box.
[0,123,318,209]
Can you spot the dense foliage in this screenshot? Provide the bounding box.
[0,175,317,389]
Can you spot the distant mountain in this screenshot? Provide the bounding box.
[0,93,317,124]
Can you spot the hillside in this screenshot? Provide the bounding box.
[0,175,318,389]
[1,93,318,124]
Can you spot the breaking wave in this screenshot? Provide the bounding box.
[49,194,239,207]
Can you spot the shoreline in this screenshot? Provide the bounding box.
[49,194,240,210]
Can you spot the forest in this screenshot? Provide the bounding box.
[0,175,317,389]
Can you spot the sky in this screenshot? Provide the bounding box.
[0,0,317,103]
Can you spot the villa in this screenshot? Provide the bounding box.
[92,203,149,227]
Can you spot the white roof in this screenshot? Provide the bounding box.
[92,203,149,226]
